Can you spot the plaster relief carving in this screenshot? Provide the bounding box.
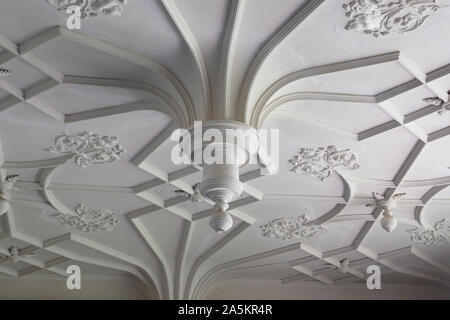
[343,0,443,37]
[289,146,360,181]
[423,93,450,116]
[409,218,450,246]
[324,258,351,274]
[1,246,36,263]
[0,175,19,216]
[47,0,128,18]
[367,192,405,232]
[0,68,11,77]
[51,203,119,232]
[47,131,126,168]
[260,215,323,241]
[175,183,204,202]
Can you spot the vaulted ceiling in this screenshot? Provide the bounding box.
[0,0,449,300]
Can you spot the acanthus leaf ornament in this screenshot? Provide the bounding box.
[51,203,119,232]
[0,68,11,77]
[260,215,324,241]
[2,246,36,263]
[343,0,444,38]
[289,146,360,181]
[47,131,126,168]
[0,175,19,216]
[409,218,450,246]
[175,183,204,202]
[46,0,128,19]
[366,192,406,232]
[423,91,450,116]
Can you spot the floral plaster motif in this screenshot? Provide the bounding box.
[51,203,119,232]
[48,131,126,168]
[47,0,128,19]
[289,146,360,181]
[260,215,323,241]
[343,0,443,37]
[409,219,450,246]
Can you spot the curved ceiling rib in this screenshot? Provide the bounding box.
[184,222,251,299]
[4,209,162,299]
[268,110,358,140]
[1,155,168,299]
[174,220,193,300]
[129,216,173,300]
[217,0,246,120]
[237,0,326,122]
[160,0,212,121]
[191,243,301,299]
[62,76,187,126]
[56,26,196,126]
[249,51,400,127]
[260,91,375,127]
[0,29,190,127]
[415,185,450,228]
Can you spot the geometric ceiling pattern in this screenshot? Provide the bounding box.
[0,0,449,299]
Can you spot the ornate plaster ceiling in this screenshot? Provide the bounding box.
[0,0,449,299]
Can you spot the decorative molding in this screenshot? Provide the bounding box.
[239,0,326,121]
[217,0,246,119]
[289,146,360,181]
[343,0,443,37]
[409,218,450,246]
[128,216,173,299]
[260,215,323,241]
[51,203,119,232]
[415,184,449,227]
[175,183,204,203]
[0,68,11,77]
[269,110,358,140]
[423,93,450,116]
[0,175,19,216]
[47,0,128,19]
[250,51,400,127]
[0,175,19,202]
[323,258,350,274]
[262,92,376,128]
[184,222,251,299]
[161,0,211,120]
[57,26,195,125]
[0,246,36,263]
[175,220,193,299]
[47,132,126,168]
[367,192,406,232]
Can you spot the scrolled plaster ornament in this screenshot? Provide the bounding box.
[260,215,323,241]
[0,175,19,201]
[366,192,406,232]
[6,246,35,263]
[0,68,11,77]
[343,0,443,37]
[51,203,119,232]
[409,218,450,246]
[47,131,126,168]
[324,258,350,274]
[423,93,450,116]
[289,146,360,181]
[175,183,204,202]
[47,0,128,19]
[0,175,19,216]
